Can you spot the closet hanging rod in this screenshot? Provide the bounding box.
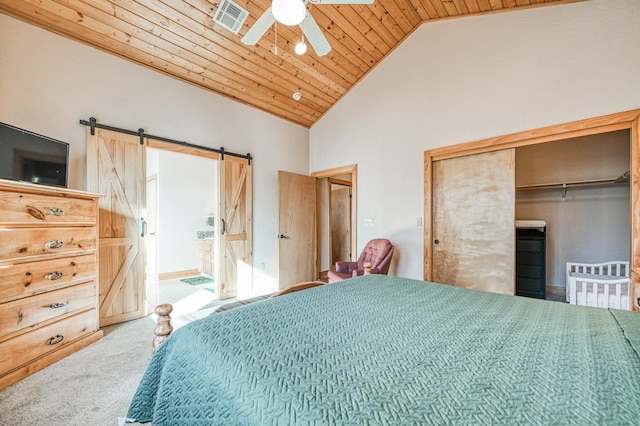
[79,117,252,163]
[615,170,631,183]
[516,177,628,191]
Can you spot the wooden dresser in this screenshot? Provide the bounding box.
[0,179,103,390]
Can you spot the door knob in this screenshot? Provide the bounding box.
[277,234,289,239]
[434,239,440,244]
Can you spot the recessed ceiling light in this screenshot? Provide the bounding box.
[292,92,302,101]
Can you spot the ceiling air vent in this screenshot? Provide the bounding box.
[213,0,249,35]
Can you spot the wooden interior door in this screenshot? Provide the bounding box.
[145,174,159,314]
[87,128,146,326]
[432,149,515,295]
[633,116,640,311]
[218,155,252,299]
[278,171,317,289]
[330,184,352,267]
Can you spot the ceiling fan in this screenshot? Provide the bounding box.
[241,0,374,56]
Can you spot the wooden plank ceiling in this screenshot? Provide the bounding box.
[0,0,581,127]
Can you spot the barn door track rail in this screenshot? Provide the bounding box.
[79,117,252,164]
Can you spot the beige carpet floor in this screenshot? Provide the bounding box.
[0,316,156,426]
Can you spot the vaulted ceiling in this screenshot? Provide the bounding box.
[0,0,581,127]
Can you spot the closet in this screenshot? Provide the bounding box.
[515,132,630,298]
[424,109,640,311]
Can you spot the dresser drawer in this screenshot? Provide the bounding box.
[0,309,97,376]
[0,282,96,339]
[0,190,96,225]
[0,227,96,262]
[0,254,95,301]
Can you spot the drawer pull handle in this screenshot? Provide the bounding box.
[50,302,66,309]
[47,334,64,345]
[26,206,46,220]
[46,271,64,281]
[49,208,66,216]
[46,240,64,249]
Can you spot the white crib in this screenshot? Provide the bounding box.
[566,261,631,310]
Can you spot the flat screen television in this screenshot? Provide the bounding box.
[0,122,69,188]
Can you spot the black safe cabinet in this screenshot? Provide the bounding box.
[516,226,546,299]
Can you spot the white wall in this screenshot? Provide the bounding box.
[0,14,309,289]
[155,150,217,275]
[310,0,640,280]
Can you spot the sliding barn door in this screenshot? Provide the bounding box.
[432,149,515,295]
[219,155,252,299]
[278,171,317,289]
[87,128,146,326]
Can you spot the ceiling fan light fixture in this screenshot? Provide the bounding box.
[294,41,307,55]
[272,0,306,26]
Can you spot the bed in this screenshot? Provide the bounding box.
[127,275,640,425]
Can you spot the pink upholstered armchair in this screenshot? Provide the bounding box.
[327,239,394,283]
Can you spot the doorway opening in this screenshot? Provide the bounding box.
[146,148,224,323]
[312,165,357,282]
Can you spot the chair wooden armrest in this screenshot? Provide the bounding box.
[352,262,374,277]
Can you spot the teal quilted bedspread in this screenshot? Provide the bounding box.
[127,275,640,425]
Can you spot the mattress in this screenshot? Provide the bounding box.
[127,275,640,425]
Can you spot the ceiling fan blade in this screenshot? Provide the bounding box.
[241,8,276,46]
[300,13,331,56]
[310,0,374,4]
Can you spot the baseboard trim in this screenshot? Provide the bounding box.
[158,269,200,280]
